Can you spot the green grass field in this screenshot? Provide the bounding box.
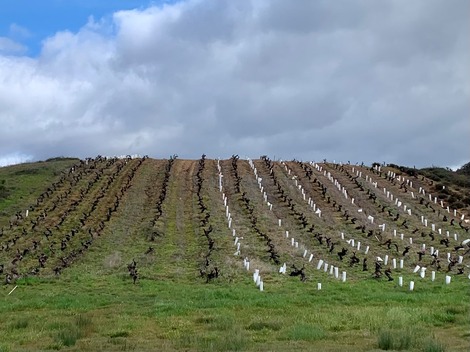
[1,273,468,351]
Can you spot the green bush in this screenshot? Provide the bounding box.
[56,326,82,347]
[0,182,9,199]
[377,330,393,350]
[377,329,413,350]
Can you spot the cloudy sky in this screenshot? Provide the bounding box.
[0,0,469,168]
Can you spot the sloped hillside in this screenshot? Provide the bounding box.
[1,156,468,283]
[0,155,468,351]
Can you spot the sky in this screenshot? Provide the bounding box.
[0,0,469,169]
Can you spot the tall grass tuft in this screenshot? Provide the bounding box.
[211,328,248,352]
[377,329,393,350]
[75,314,92,330]
[213,315,235,331]
[178,329,248,352]
[423,338,446,352]
[396,330,412,350]
[56,326,82,347]
[10,318,29,330]
[377,329,413,350]
[110,331,130,338]
[247,320,282,331]
[54,314,93,347]
[286,324,326,341]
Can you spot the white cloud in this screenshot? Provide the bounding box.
[0,153,33,167]
[0,0,468,167]
[0,37,27,55]
[9,23,32,39]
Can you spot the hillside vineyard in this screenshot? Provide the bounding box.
[1,155,469,288]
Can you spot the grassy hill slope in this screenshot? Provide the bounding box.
[0,156,468,351]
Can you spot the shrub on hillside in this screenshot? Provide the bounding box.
[0,180,9,200]
[457,161,470,175]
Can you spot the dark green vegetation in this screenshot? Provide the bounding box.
[387,162,470,211]
[0,156,469,351]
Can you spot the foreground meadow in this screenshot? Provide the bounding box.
[1,268,469,351]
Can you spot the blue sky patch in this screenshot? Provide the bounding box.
[0,0,177,56]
